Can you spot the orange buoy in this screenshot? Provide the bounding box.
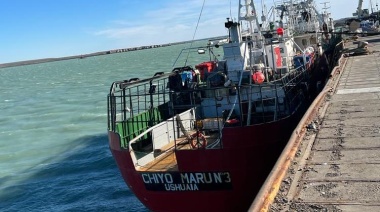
[277,27,284,36]
[190,132,207,149]
[226,119,239,124]
[252,71,265,84]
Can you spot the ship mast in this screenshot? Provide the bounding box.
[238,0,262,37]
[235,0,266,65]
[237,0,267,126]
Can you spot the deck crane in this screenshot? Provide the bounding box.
[353,0,370,18]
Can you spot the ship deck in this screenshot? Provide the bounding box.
[136,131,221,172]
[251,35,380,211]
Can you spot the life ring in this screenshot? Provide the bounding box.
[190,132,207,149]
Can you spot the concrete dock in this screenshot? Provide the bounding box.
[250,35,380,211]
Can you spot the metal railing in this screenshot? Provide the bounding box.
[107,48,314,150]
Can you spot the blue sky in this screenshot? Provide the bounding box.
[0,0,365,63]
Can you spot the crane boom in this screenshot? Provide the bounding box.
[353,0,364,17]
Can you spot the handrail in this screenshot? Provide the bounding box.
[127,109,195,152]
[127,125,157,152]
[110,72,174,92]
[223,40,248,127]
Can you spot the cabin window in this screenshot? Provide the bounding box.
[310,37,317,44]
[302,39,308,46]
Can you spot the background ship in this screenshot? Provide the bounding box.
[335,0,380,33]
[107,0,341,211]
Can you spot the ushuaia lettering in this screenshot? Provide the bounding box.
[165,184,199,191]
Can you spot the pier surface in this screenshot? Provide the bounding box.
[251,35,380,212]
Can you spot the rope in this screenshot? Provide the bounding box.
[184,0,206,66]
[175,114,192,140]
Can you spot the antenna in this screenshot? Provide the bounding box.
[320,1,331,21]
[229,0,232,19]
[320,1,331,11]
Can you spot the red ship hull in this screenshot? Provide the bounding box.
[109,111,302,212]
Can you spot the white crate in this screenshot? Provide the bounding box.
[202,118,223,130]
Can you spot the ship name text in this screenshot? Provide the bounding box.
[141,172,232,191]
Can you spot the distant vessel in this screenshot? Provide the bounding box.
[107,0,339,211]
[336,0,380,33]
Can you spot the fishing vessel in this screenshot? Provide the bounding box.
[107,0,338,211]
